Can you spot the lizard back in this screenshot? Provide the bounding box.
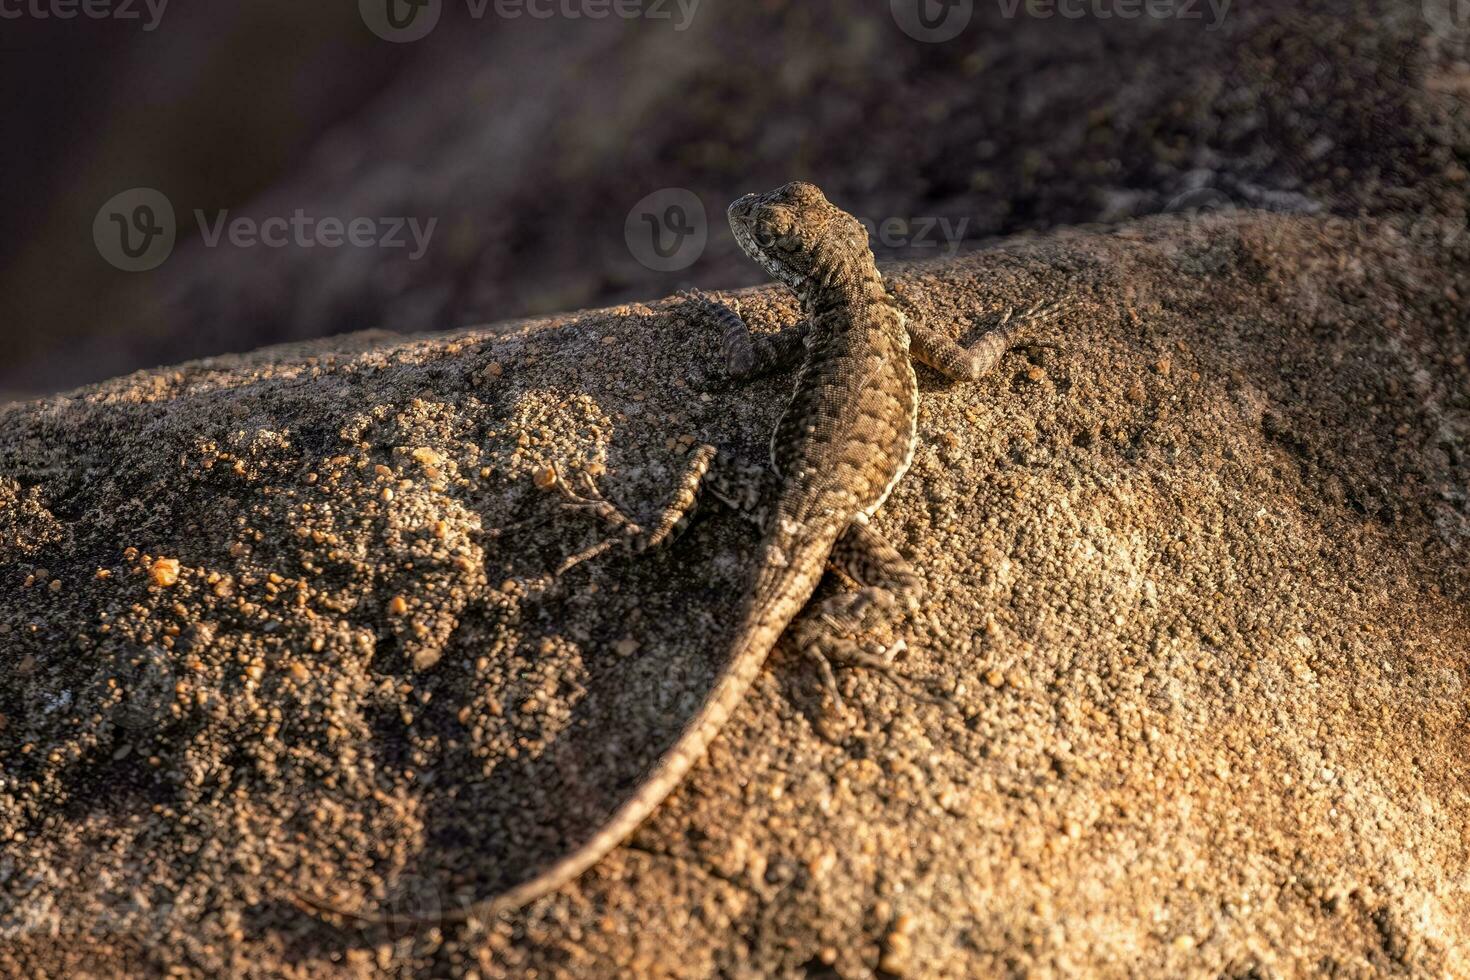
[293,180,922,928]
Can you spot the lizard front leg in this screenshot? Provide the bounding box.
[688,291,809,382]
[889,281,1067,382]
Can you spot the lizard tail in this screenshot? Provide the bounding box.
[292,524,838,929]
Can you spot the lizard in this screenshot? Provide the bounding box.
[291,180,1064,928]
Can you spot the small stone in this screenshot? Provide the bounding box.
[533,466,558,490]
[149,558,181,588]
[807,849,837,878]
[1153,356,1172,375]
[614,637,640,657]
[1127,381,1147,404]
[389,596,409,616]
[880,930,912,975]
[985,669,1005,688]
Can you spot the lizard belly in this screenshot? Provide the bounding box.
[863,358,920,518]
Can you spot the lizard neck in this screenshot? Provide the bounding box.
[800,260,887,320]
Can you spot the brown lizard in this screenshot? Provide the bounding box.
[292,180,1063,927]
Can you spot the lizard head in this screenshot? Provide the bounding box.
[727,181,873,294]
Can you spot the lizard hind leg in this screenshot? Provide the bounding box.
[550,443,719,574]
[796,522,929,710]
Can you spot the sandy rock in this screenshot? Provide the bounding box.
[0,210,1466,977]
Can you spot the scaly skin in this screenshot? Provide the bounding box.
[292,181,1059,928]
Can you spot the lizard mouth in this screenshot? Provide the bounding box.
[727,202,764,255]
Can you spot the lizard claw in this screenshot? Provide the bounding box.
[543,463,646,575]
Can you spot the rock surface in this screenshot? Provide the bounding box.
[1,209,1467,977]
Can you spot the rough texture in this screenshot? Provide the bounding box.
[9,0,1470,398]
[1,208,1467,977]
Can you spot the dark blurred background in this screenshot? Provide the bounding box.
[1,0,1465,400]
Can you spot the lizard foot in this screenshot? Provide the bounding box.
[804,638,907,714]
[546,464,643,574]
[795,587,925,712]
[544,445,718,575]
